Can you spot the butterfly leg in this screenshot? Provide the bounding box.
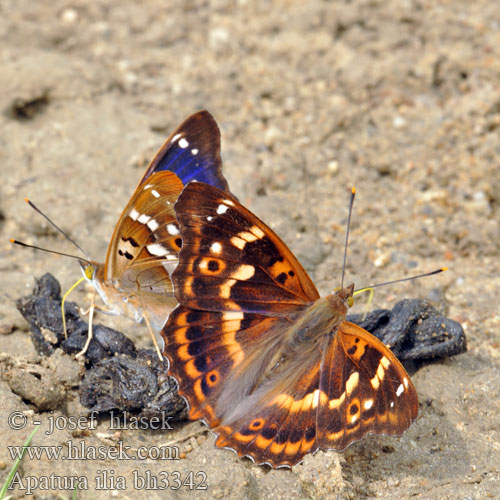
[79,303,117,316]
[142,311,164,361]
[75,288,96,359]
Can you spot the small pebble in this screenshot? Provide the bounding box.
[61,8,78,24]
[0,324,14,335]
[393,115,406,128]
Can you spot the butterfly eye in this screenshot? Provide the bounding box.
[347,296,354,307]
[84,264,95,280]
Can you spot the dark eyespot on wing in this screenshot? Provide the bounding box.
[276,272,288,285]
[118,249,134,260]
[208,260,220,272]
[122,237,139,248]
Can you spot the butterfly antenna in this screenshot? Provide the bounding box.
[10,239,92,266]
[341,187,356,289]
[23,198,90,259]
[354,267,448,294]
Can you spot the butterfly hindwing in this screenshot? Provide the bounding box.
[96,170,183,330]
[213,347,324,468]
[210,320,418,467]
[106,171,184,281]
[316,321,418,451]
[165,305,283,425]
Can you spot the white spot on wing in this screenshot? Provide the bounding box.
[364,399,374,410]
[171,133,181,143]
[138,214,151,224]
[396,383,404,397]
[211,242,222,254]
[151,189,160,198]
[207,216,213,222]
[220,279,236,298]
[251,226,265,239]
[147,219,159,231]
[191,148,199,155]
[147,243,169,256]
[223,199,235,206]
[223,311,244,321]
[129,208,139,221]
[179,138,189,149]
[230,236,245,250]
[390,401,395,408]
[312,389,322,409]
[370,374,380,390]
[162,261,177,276]
[167,224,179,235]
[231,264,255,280]
[345,372,359,395]
[217,204,229,215]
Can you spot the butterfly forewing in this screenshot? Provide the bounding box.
[172,182,319,315]
[106,110,230,282]
[138,110,229,191]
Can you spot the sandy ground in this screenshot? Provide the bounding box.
[1,0,499,498]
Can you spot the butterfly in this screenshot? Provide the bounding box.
[81,111,230,339]
[160,182,419,468]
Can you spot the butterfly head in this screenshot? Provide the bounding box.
[78,259,124,314]
[79,260,95,281]
[80,259,111,292]
[327,283,355,315]
[78,260,112,294]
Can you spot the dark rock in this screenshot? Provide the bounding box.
[16,273,186,420]
[348,299,467,360]
[62,324,137,363]
[79,350,186,420]
[16,273,81,355]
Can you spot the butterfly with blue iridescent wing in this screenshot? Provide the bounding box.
[81,111,231,337]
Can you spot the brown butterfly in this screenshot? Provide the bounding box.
[161,182,419,468]
[14,111,231,358]
[80,111,230,335]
